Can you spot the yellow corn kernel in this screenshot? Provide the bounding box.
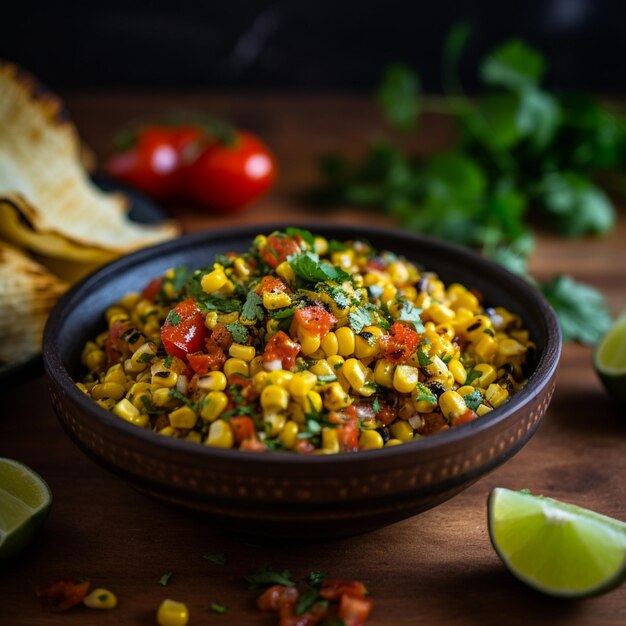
[510,329,530,344]
[392,365,419,393]
[411,383,438,413]
[267,369,294,386]
[169,405,198,429]
[308,359,335,378]
[85,349,106,373]
[205,419,234,448]
[387,261,410,285]
[448,359,467,385]
[294,390,323,415]
[439,390,467,421]
[323,382,353,411]
[264,412,287,437]
[374,359,395,388]
[382,284,398,303]
[186,431,203,444]
[308,348,326,361]
[196,371,227,391]
[91,382,125,401]
[253,371,269,391]
[321,331,339,357]
[474,334,498,361]
[354,328,382,359]
[287,402,305,423]
[326,355,345,371]
[126,382,152,410]
[456,385,477,397]
[448,284,480,312]
[321,427,340,453]
[476,403,492,416]
[261,384,290,411]
[297,326,321,356]
[253,234,267,249]
[435,322,456,341]
[223,358,249,379]
[263,291,292,310]
[335,326,356,356]
[464,315,494,342]
[472,363,497,388]
[279,420,299,448]
[233,257,251,279]
[205,311,219,329]
[228,343,256,362]
[331,249,354,269]
[342,358,368,389]
[385,438,404,447]
[219,311,239,325]
[105,363,126,385]
[152,387,178,408]
[275,261,296,284]
[289,371,318,397]
[359,429,384,450]
[200,391,228,422]
[157,599,189,626]
[151,369,178,389]
[336,369,352,393]
[105,305,128,326]
[398,286,418,302]
[83,588,117,609]
[113,398,149,427]
[249,355,265,376]
[427,303,456,325]
[424,355,449,381]
[486,383,509,408]
[390,420,414,442]
[96,398,115,411]
[313,236,328,255]
[201,269,228,294]
[498,338,527,357]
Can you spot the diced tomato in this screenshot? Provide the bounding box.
[380,322,420,364]
[209,323,235,350]
[256,275,289,296]
[376,402,397,426]
[263,331,301,369]
[240,438,268,452]
[338,594,373,626]
[279,601,328,626]
[187,350,226,375]
[262,234,301,269]
[161,298,209,360]
[229,416,256,444]
[451,408,477,426]
[141,276,163,302]
[332,407,359,452]
[37,579,91,612]
[257,585,299,612]
[105,320,132,364]
[293,439,316,454]
[295,305,337,338]
[320,579,367,601]
[417,412,450,435]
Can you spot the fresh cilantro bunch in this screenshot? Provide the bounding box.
[314,23,618,343]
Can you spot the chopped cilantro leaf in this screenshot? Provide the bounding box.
[163,355,173,368]
[203,553,227,565]
[286,227,316,247]
[288,252,351,283]
[321,284,352,310]
[166,311,182,326]
[159,571,173,586]
[368,284,384,299]
[245,565,295,590]
[327,239,348,252]
[306,570,329,588]
[225,322,249,344]
[417,347,432,366]
[463,390,483,411]
[483,328,495,336]
[372,397,381,414]
[137,352,154,364]
[210,601,228,614]
[348,306,373,333]
[465,369,482,385]
[214,254,233,267]
[398,300,425,331]
[295,589,326,615]
[413,382,436,405]
[242,291,264,322]
[97,593,109,602]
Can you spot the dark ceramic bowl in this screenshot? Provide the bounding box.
[43,224,561,538]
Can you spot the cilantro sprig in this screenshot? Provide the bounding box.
[245,565,296,590]
[288,252,351,283]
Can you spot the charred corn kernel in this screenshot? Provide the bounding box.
[113,398,149,427]
[126,382,152,409]
[289,371,317,396]
[151,369,178,389]
[205,311,219,329]
[424,355,449,380]
[287,402,305,423]
[279,420,299,448]
[323,382,353,411]
[486,383,509,408]
[355,331,380,359]
[249,355,265,376]
[411,383,438,412]
[439,390,467,420]
[342,358,368,389]
[435,323,456,342]
[472,363,497,388]
[130,342,156,365]
[233,257,251,279]
[152,387,178,408]
[169,406,198,429]
[359,429,384,450]
[200,391,228,422]
[276,261,296,283]
[223,358,249,379]
[297,327,321,355]
[268,369,294,386]
[206,419,234,448]
[321,427,339,453]
[105,363,126,385]
[261,384,290,411]
[465,315,493,342]
[385,438,404,446]
[83,588,117,609]
[157,599,189,626]
[335,326,356,356]
[85,349,106,372]
[263,291,291,310]
[219,311,239,325]
[96,398,115,410]
[309,359,335,377]
[374,359,395,388]
[186,431,202,444]
[476,403,492,416]
[393,365,419,393]
[196,371,227,391]
[91,382,125,401]
[390,420,414,442]
[264,412,287,436]
[201,269,228,293]
[321,331,339,357]
[456,385,477,397]
[427,303,455,324]
[474,334,498,361]
[498,338,527,357]
[332,249,354,269]
[326,355,345,371]
[448,359,467,385]
[228,343,256,362]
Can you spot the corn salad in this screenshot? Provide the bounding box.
[78,228,533,454]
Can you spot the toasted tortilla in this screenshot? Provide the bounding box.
[0,242,67,364]
[0,61,180,253]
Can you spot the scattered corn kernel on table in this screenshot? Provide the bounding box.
[1,93,625,625]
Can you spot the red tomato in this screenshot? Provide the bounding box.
[417,412,450,435]
[105,125,201,199]
[256,275,289,295]
[37,579,91,612]
[263,331,301,369]
[229,416,257,444]
[451,408,477,426]
[141,276,163,302]
[380,322,420,364]
[240,438,268,452]
[261,234,301,269]
[256,585,299,612]
[376,401,397,426]
[331,407,359,453]
[338,594,373,626]
[187,349,226,375]
[320,579,367,600]
[161,298,209,360]
[182,130,277,212]
[295,305,337,338]
[105,320,132,365]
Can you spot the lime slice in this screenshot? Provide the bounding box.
[0,458,52,560]
[488,487,626,598]
[594,312,626,403]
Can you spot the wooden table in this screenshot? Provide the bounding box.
[1,93,625,625]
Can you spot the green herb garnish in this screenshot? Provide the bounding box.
[225,322,249,344]
[288,252,351,283]
[159,571,173,586]
[203,552,227,565]
[209,601,228,614]
[245,565,295,590]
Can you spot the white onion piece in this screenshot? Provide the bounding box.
[263,359,283,371]
[408,414,424,430]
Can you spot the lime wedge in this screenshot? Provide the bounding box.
[594,312,626,403]
[0,458,52,560]
[488,488,626,598]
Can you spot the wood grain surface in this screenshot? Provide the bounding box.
[1,93,625,626]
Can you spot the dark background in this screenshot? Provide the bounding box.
[1,0,624,92]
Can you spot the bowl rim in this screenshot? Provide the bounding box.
[43,222,561,467]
